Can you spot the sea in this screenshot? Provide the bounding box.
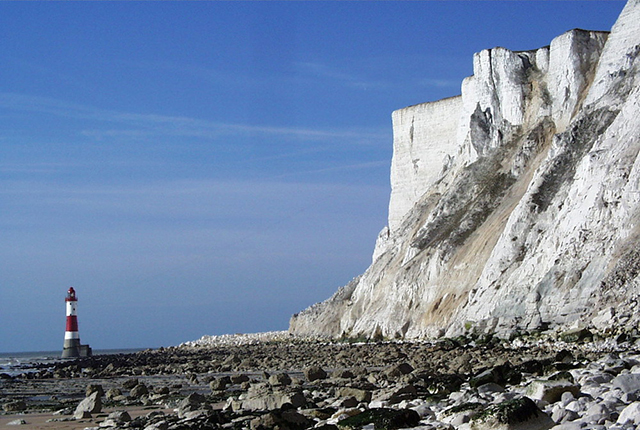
[0,348,146,377]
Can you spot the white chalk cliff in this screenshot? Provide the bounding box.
[290,0,640,340]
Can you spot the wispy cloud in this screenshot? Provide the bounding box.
[418,78,461,89]
[294,61,389,91]
[0,92,387,144]
[273,160,390,180]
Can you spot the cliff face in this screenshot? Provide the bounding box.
[290,0,640,340]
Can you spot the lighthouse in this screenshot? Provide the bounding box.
[62,287,92,358]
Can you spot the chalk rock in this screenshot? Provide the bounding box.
[526,380,581,404]
[235,383,306,412]
[74,391,102,418]
[611,373,640,393]
[290,0,640,341]
[617,401,640,425]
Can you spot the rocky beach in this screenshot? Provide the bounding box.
[3,331,640,429]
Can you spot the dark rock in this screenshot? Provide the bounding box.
[333,369,355,379]
[154,386,170,395]
[86,384,104,397]
[177,392,210,418]
[3,400,27,412]
[210,376,231,391]
[231,374,250,384]
[470,362,521,388]
[560,328,593,343]
[337,408,420,430]
[105,387,123,400]
[472,397,554,430]
[130,383,149,398]
[555,350,574,363]
[250,409,314,430]
[384,363,414,378]
[305,407,337,420]
[305,365,328,382]
[122,378,139,389]
[340,397,360,408]
[269,372,293,386]
[548,371,575,383]
[414,373,464,397]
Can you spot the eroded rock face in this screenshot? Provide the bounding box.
[290,0,640,340]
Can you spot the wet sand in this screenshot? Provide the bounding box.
[0,405,172,430]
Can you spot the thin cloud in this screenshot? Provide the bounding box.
[418,78,461,89]
[273,160,390,180]
[295,61,389,91]
[0,92,387,143]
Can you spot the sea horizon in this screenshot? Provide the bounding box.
[0,347,149,361]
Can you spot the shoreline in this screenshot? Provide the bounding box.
[2,334,640,429]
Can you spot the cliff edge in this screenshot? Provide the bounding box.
[290,0,640,340]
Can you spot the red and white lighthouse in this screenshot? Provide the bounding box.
[62,287,92,358]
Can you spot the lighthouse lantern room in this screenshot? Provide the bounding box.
[62,287,92,358]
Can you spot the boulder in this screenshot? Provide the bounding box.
[304,365,328,382]
[332,369,356,379]
[470,363,522,388]
[384,363,414,378]
[100,410,132,427]
[559,328,593,343]
[611,373,640,394]
[469,397,554,430]
[177,392,209,418]
[269,372,292,386]
[105,387,123,400]
[5,419,27,426]
[231,374,250,384]
[3,400,27,412]
[130,383,149,398]
[337,387,372,403]
[86,384,104,398]
[250,409,313,430]
[122,378,139,389]
[107,410,131,422]
[210,376,231,391]
[74,391,102,418]
[237,383,306,411]
[337,408,420,430]
[526,380,580,403]
[75,410,92,419]
[371,384,417,406]
[143,421,169,430]
[617,401,640,425]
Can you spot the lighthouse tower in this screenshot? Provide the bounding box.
[62,287,92,358]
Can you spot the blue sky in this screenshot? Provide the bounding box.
[0,1,625,352]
